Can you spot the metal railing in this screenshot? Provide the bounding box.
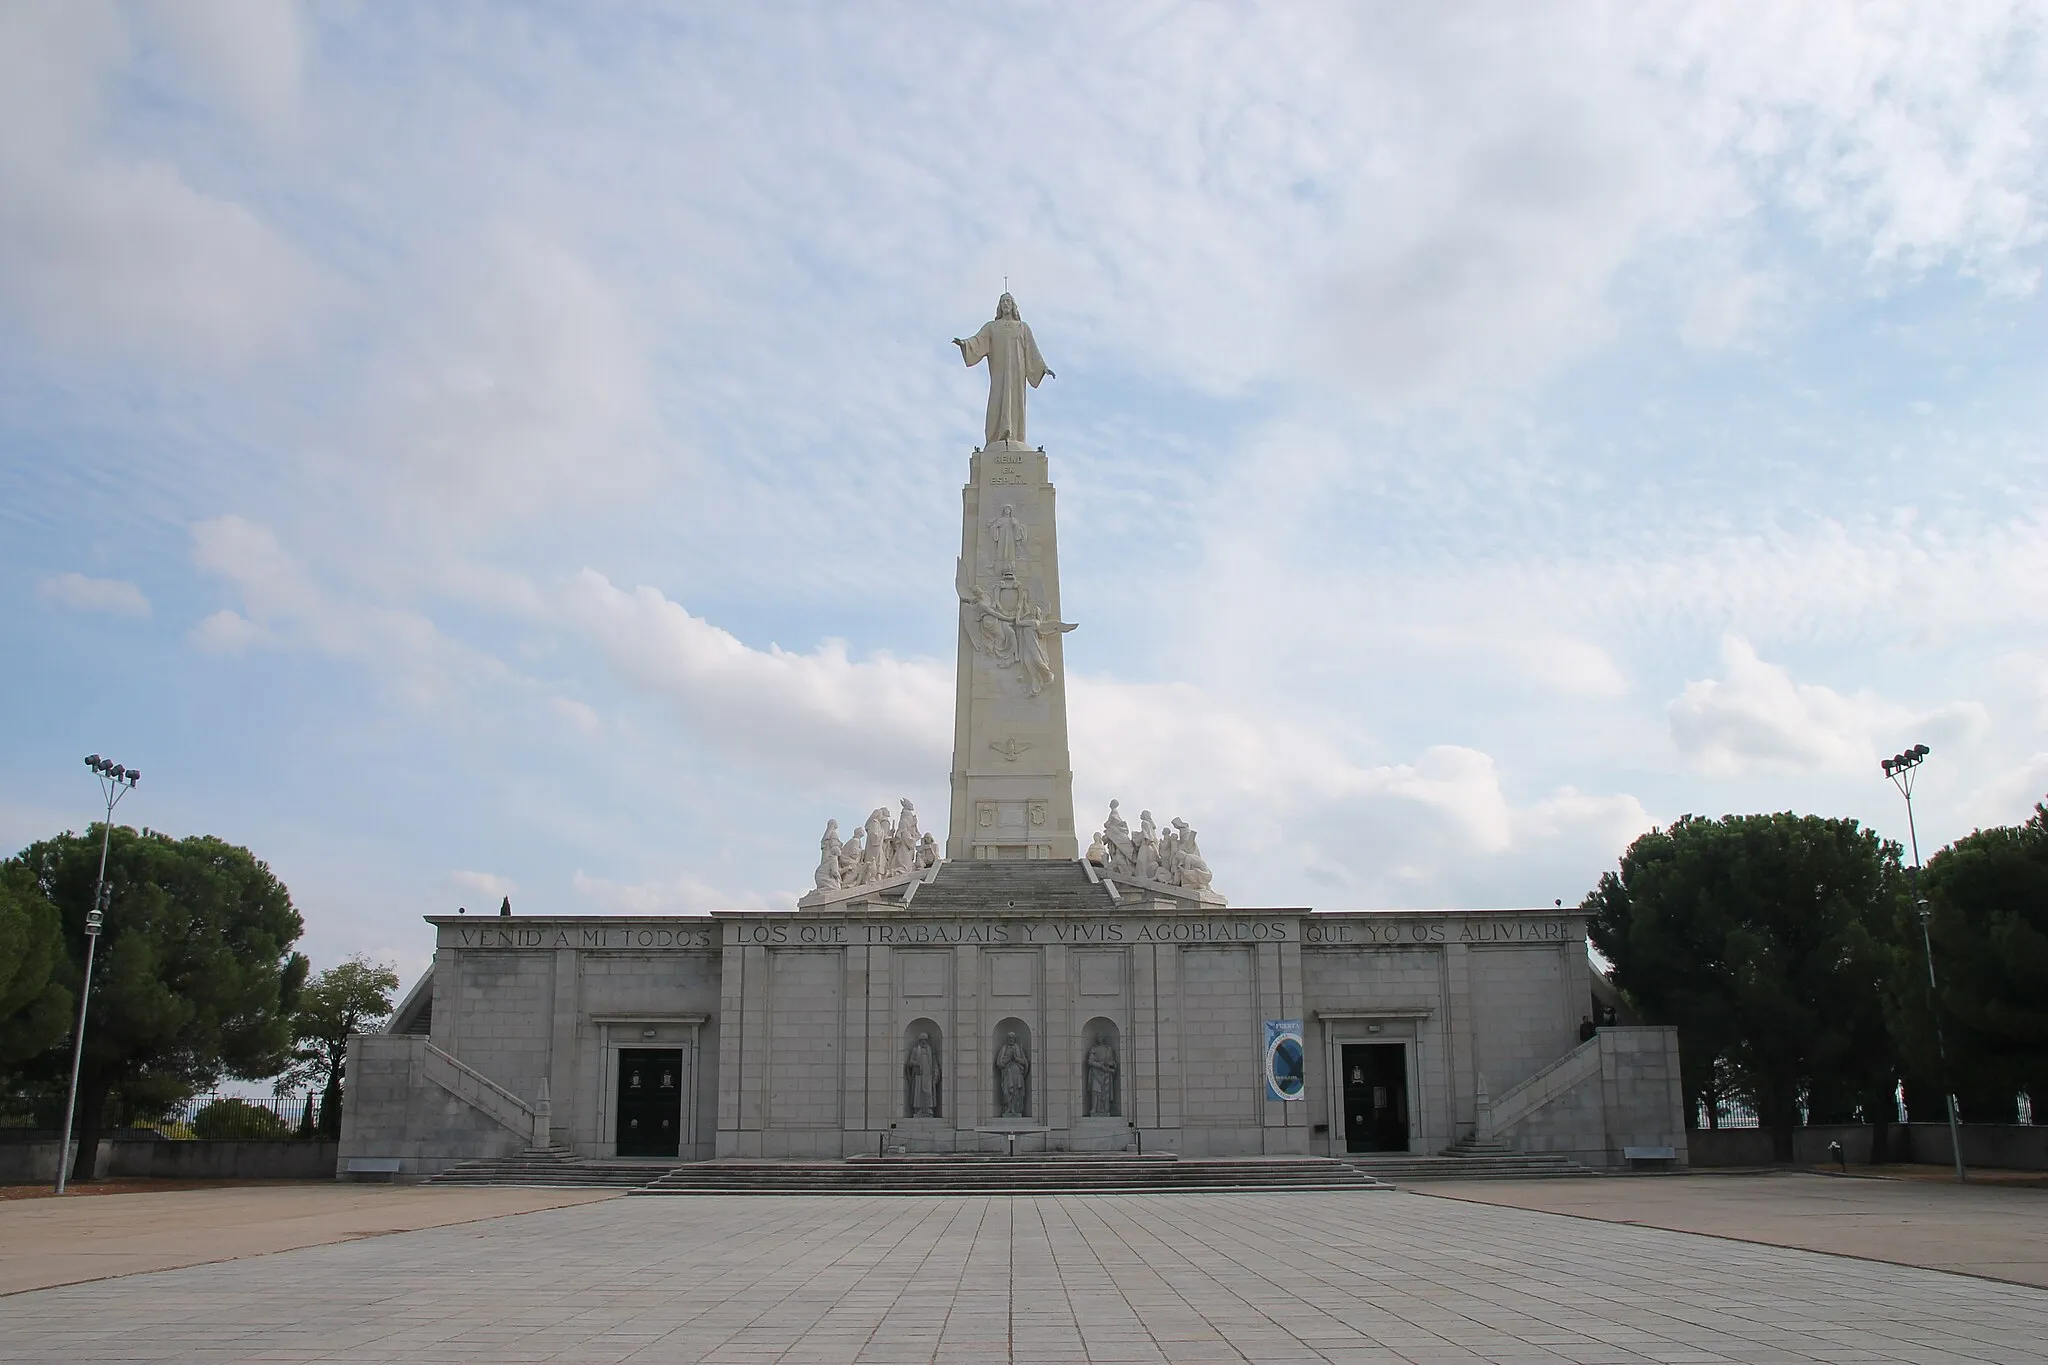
[139,1093,324,1140]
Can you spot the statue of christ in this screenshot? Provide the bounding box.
[954,293,1054,448]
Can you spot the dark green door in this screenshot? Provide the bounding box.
[616,1049,683,1157]
[1342,1043,1410,1153]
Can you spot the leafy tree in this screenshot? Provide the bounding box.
[0,861,72,1067]
[1892,802,2048,1123]
[12,826,307,1181]
[1586,813,1905,1160]
[276,956,399,1138]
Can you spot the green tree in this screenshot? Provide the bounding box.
[1893,802,2048,1123]
[0,861,72,1067]
[277,956,399,1138]
[1586,813,1904,1160]
[13,826,308,1181]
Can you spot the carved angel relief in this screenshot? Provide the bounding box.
[957,555,1076,697]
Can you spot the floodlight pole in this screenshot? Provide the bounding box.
[54,756,138,1194]
[1883,745,1966,1183]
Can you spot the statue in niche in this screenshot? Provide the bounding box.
[814,820,844,891]
[954,293,1054,449]
[893,799,921,876]
[986,503,1028,576]
[1171,818,1213,891]
[906,1031,941,1118]
[994,1030,1031,1118]
[1084,1033,1120,1117]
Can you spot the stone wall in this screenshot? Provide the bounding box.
[0,1139,337,1184]
[1689,1122,2048,1169]
[337,1033,530,1179]
[1495,1027,1688,1168]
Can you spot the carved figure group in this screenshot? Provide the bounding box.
[1091,799,1215,893]
[813,798,938,892]
[957,570,1077,698]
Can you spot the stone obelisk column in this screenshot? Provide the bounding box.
[944,293,1077,860]
[945,443,1079,860]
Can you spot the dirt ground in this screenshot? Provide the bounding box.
[1416,1167,2048,1288]
[0,1181,619,1295]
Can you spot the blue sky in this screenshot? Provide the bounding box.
[3,2,2044,990]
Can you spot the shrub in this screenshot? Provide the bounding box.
[190,1097,291,1140]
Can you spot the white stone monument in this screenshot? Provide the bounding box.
[947,294,1079,860]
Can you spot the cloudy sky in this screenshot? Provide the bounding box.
[3,2,2044,988]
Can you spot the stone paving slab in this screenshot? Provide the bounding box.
[0,1183,620,1296]
[2,1189,2046,1363]
[1414,1171,2048,1289]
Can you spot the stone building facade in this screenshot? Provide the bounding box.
[341,882,1687,1176]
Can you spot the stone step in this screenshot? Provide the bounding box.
[635,1157,1386,1195]
[1345,1152,1597,1183]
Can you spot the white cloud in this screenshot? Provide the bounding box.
[142,0,305,126]
[570,869,776,917]
[560,569,952,780]
[189,515,514,707]
[1669,634,1989,776]
[357,227,654,530]
[450,869,517,909]
[37,572,150,617]
[0,5,317,366]
[551,697,601,735]
[189,607,262,654]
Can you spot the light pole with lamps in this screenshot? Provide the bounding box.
[53,755,139,1194]
[1881,743,1966,1183]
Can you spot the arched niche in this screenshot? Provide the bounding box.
[1080,1017,1121,1118]
[991,1017,1033,1119]
[903,1018,944,1119]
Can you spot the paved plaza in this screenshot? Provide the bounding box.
[4,1179,2048,1364]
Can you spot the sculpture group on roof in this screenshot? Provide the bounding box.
[814,798,938,893]
[1086,799,1215,893]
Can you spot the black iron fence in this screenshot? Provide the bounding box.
[138,1093,326,1140]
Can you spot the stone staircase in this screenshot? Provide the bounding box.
[427,1146,683,1187]
[1345,1136,1596,1183]
[634,1153,1388,1195]
[906,860,1117,914]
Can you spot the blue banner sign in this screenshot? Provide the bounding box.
[1264,1018,1304,1101]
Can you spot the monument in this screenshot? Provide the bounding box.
[338,294,1688,1175]
[949,293,1079,862]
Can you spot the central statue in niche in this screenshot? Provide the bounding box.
[994,1030,1031,1118]
[954,293,1053,448]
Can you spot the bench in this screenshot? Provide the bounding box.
[1622,1145,1676,1169]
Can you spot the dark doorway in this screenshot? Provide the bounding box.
[616,1049,683,1157]
[1341,1043,1409,1153]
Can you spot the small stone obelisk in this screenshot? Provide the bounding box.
[946,294,1078,860]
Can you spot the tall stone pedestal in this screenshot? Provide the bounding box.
[946,441,1079,861]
